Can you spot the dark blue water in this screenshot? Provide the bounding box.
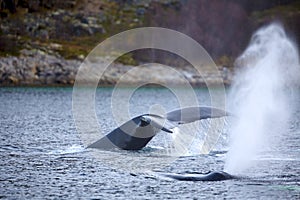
[0,87,299,199]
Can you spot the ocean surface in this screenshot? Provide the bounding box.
[0,87,299,199]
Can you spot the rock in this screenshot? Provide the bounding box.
[49,43,63,50]
[0,49,233,86]
[8,75,19,84]
[0,50,81,86]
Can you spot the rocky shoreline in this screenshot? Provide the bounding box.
[0,50,233,87]
[1,0,298,87]
[0,50,79,86]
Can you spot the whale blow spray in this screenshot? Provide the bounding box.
[225,23,300,174]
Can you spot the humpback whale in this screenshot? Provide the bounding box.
[158,171,234,181]
[88,106,229,150]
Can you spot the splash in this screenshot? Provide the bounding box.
[47,145,86,155]
[224,23,300,174]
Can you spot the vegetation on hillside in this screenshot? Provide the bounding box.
[0,0,299,67]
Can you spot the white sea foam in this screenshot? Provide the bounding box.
[47,144,86,155]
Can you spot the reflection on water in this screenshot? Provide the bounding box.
[0,87,299,199]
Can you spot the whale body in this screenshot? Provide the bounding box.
[159,171,234,181]
[88,106,229,150]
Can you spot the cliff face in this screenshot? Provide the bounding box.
[143,0,300,64]
[0,0,299,86]
[146,0,251,58]
[1,0,299,60]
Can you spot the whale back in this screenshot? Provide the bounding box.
[159,171,234,181]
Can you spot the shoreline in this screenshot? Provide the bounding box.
[0,50,233,87]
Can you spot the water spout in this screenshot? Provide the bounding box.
[225,23,300,175]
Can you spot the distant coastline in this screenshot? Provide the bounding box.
[1,0,299,88]
[0,50,232,87]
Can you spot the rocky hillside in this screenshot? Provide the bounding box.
[0,0,299,86]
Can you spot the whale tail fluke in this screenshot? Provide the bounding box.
[166,106,230,124]
[87,106,230,150]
